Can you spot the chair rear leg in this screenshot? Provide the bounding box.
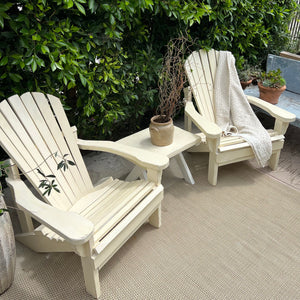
[81,256,101,299]
[208,153,218,186]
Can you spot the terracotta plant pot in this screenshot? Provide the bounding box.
[0,196,16,295]
[149,115,174,146]
[258,82,286,104]
[240,79,252,90]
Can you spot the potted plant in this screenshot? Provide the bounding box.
[237,64,261,89]
[258,68,286,104]
[238,64,253,90]
[149,35,189,146]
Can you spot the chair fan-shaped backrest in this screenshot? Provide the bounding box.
[184,49,220,123]
[0,92,93,210]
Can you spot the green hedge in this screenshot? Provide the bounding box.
[0,0,297,139]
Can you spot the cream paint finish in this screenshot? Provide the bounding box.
[0,92,169,299]
[184,49,296,185]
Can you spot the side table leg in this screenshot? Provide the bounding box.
[174,153,195,185]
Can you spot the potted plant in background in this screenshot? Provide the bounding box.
[258,68,286,104]
[238,64,253,90]
[237,64,261,89]
[149,35,190,146]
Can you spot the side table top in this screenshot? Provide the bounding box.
[117,126,201,158]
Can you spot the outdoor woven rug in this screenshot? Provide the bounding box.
[2,161,300,300]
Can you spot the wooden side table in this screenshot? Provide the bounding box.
[117,126,201,184]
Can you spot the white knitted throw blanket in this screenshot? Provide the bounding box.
[214,51,272,167]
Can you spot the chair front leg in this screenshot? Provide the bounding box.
[274,119,290,135]
[268,150,281,170]
[207,137,220,186]
[208,152,219,186]
[81,256,101,299]
[146,169,163,185]
[148,204,161,228]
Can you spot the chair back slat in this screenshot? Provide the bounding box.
[31,92,92,197]
[0,92,93,210]
[185,49,220,123]
[46,93,93,191]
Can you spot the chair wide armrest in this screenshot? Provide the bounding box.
[247,95,296,123]
[6,178,94,245]
[77,139,169,171]
[185,102,222,138]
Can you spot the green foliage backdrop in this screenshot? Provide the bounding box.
[0,0,297,139]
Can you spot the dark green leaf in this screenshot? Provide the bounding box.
[8,73,23,82]
[67,160,75,166]
[37,169,46,177]
[57,161,64,170]
[88,0,97,13]
[0,16,4,29]
[75,2,86,15]
[41,45,50,54]
[31,60,37,73]
[0,56,8,66]
[46,174,56,178]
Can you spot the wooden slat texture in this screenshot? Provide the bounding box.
[30,92,87,199]
[19,93,78,205]
[0,91,166,299]
[47,94,93,191]
[0,92,95,209]
[92,181,155,242]
[280,51,300,61]
[0,99,64,209]
[219,129,282,151]
[199,49,214,106]
[288,2,300,49]
[219,135,284,152]
[71,178,155,242]
[185,52,207,117]
[185,50,216,122]
[38,179,156,243]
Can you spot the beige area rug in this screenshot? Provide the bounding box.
[248,124,300,190]
[2,160,300,300]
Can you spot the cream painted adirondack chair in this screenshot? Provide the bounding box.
[184,49,296,185]
[0,92,169,298]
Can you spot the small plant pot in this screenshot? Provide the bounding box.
[0,196,16,295]
[149,115,174,146]
[258,82,286,104]
[240,79,252,90]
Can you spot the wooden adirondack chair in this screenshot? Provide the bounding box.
[184,49,296,185]
[0,92,169,298]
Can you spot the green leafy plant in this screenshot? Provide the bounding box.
[260,69,286,89]
[237,64,261,85]
[0,1,297,139]
[238,65,253,82]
